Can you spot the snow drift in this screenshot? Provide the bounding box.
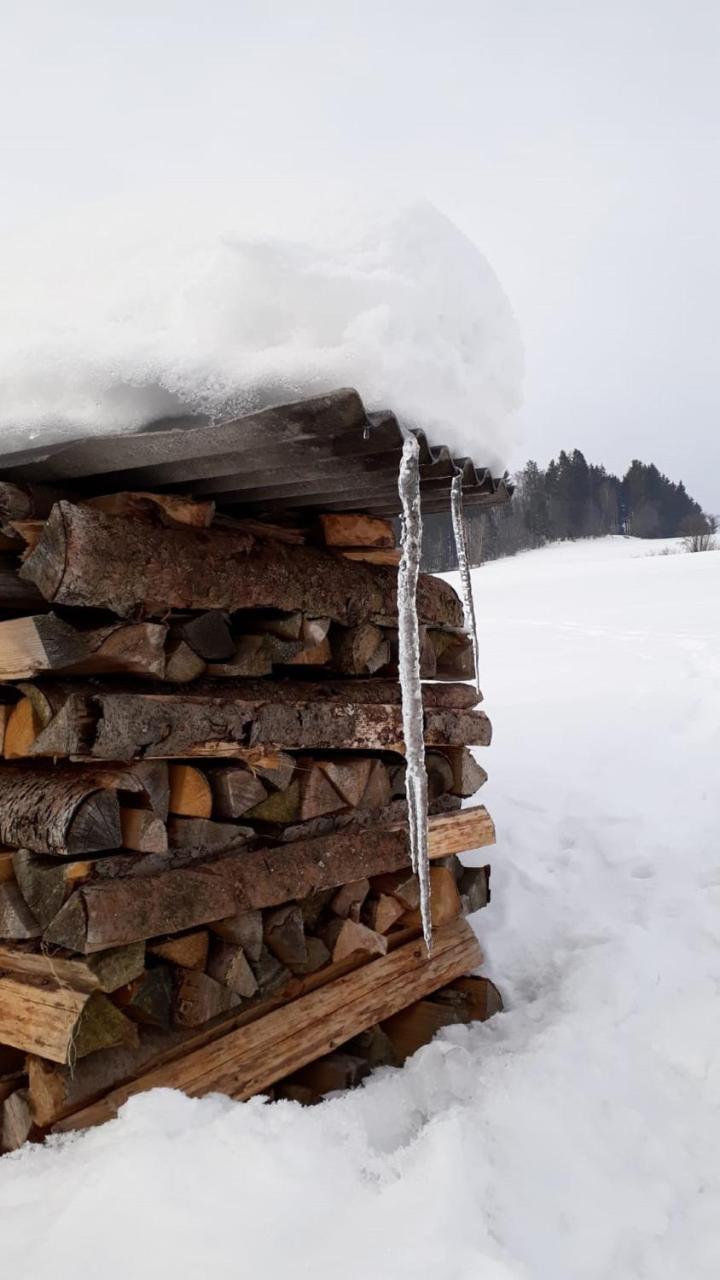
[2,538,719,1280]
[0,196,522,469]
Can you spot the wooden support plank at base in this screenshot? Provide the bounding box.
[51,918,481,1132]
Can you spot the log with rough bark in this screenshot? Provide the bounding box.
[11,680,488,760]
[20,502,463,626]
[44,867,236,953]
[50,919,481,1130]
[0,614,167,681]
[0,974,139,1063]
[0,940,145,992]
[0,767,122,854]
[40,803,495,952]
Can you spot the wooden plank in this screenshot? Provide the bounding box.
[52,919,481,1131]
[20,502,463,627]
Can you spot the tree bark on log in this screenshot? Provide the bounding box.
[23,692,488,760]
[0,614,167,681]
[20,502,463,626]
[0,768,122,854]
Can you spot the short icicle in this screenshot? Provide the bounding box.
[450,470,481,695]
[396,427,432,950]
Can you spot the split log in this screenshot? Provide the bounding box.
[148,930,209,971]
[44,868,235,954]
[369,870,420,911]
[442,747,488,798]
[401,867,462,930]
[362,892,405,933]
[206,942,259,998]
[300,889,335,931]
[322,918,387,963]
[0,882,41,939]
[0,940,145,993]
[428,630,475,679]
[84,490,215,528]
[245,779,301,824]
[174,970,242,1027]
[380,999,465,1063]
[166,816,252,854]
[283,1051,370,1101]
[0,975,138,1063]
[318,758,372,808]
[168,764,213,818]
[1,1089,39,1151]
[319,514,395,548]
[0,768,122,854]
[0,614,167,681]
[296,761,346,821]
[205,635,272,678]
[248,946,291,1000]
[113,968,174,1029]
[21,502,463,627]
[51,920,481,1128]
[425,751,455,801]
[208,765,267,819]
[263,904,307,967]
[330,879,370,920]
[285,636,332,666]
[458,865,491,914]
[347,1024,402,1069]
[120,807,168,854]
[13,850,98,927]
[286,936,331,976]
[179,611,235,662]
[329,622,388,675]
[427,975,503,1021]
[209,909,263,960]
[164,639,206,683]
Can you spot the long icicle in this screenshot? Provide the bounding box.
[450,470,481,695]
[397,427,431,950]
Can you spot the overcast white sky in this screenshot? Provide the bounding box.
[1,0,718,508]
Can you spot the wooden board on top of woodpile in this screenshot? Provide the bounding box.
[19,502,463,626]
[49,919,482,1132]
[5,679,489,760]
[40,805,495,952]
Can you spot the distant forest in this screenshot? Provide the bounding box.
[422,450,714,572]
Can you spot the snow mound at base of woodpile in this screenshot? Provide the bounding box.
[2,537,719,1280]
[0,195,522,470]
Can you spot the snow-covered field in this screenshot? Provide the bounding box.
[2,535,719,1280]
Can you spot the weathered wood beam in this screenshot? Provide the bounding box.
[51,920,481,1130]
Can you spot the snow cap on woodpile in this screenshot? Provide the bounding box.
[0,195,523,472]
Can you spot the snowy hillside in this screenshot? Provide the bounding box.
[2,536,719,1280]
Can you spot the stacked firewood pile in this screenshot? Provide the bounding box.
[0,466,498,1151]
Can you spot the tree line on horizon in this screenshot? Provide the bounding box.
[422,449,715,571]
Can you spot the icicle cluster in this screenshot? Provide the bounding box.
[450,471,481,695]
[396,428,432,950]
